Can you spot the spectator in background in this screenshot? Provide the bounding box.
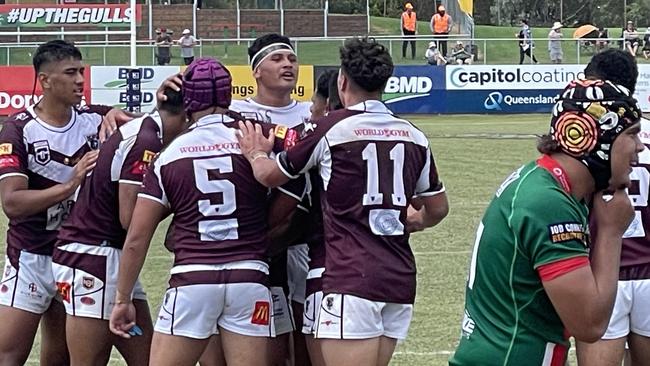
[430,4,452,56]
[642,27,650,59]
[400,2,417,59]
[624,21,641,56]
[155,28,172,65]
[450,41,472,64]
[597,27,610,51]
[177,28,197,65]
[517,19,538,64]
[548,22,563,64]
[425,41,446,65]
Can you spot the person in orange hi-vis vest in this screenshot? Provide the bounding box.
[430,4,452,56]
[401,3,417,59]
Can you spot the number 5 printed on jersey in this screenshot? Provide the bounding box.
[193,156,239,241]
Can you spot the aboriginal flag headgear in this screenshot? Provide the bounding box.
[550,78,642,190]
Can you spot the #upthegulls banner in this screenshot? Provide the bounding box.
[0,4,142,28]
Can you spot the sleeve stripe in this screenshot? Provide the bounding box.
[276,158,299,179]
[538,256,590,282]
[137,193,169,207]
[118,179,143,186]
[413,186,446,198]
[277,186,302,202]
[0,172,28,181]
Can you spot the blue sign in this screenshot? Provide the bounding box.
[445,89,562,114]
[382,65,446,114]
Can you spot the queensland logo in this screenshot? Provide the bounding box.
[382,76,432,104]
[548,222,586,245]
[82,276,94,290]
[484,92,503,111]
[251,301,270,325]
[33,140,50,165]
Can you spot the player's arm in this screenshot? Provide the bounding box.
[542,190,632,342]
[111,196,167,338]
[0,151,98,219]
[267,177,307,256]
[237,121,289,187]
[407,192,449,233]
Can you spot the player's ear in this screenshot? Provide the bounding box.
[38,71,51,90]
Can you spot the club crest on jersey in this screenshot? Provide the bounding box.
[82,276,94,290]
[85,134,100,150]
[33,140,51,165]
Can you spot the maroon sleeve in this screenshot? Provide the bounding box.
[82,104,113,116]
[0,119,28,179]
[120,123,163,184]
[138,157,168,207]
[277,174,306,202]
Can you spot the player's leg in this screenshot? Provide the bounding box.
[220,328,270,366]
[287,244,310,366]
[576,280,630,366]
[628,333,650,366]
[376,336,398,366]
[150,333,209,366]
[0,251,57,365]
[303,289,324,366]
[0,306,41,365]
[292,300,310,366]
[320,338,380,366]
[198,335,226,366]
[114,298,154,366]
[64,315,112,365]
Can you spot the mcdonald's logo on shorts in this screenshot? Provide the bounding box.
[251,301,270,325]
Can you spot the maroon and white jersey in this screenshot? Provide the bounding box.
[621,117,650,280]
[140,114,290,266]
[57,113,163,250]
[277,100,444,304]
[0,105,110,255]
[230,98,311,128]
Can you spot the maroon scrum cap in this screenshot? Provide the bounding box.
[182,57,232,116]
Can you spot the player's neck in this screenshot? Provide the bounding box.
[342,92,381,108]
[34,96,73,127]
[253,87,292,108]
[551,153,595,201]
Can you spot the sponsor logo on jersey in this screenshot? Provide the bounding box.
[28,282,37,293]
[142,150,156,163]
[284,129,298,150]
[325,296,334,310]
[0,155,19,168]
[3,264,10,277]
[461,309,475,339]
[0,284,7,293]
[57,282,72,303]
[251,301,270,325]
[33,140,51,165]
[130,160,148,175]
[82,276,95,290]
[0,143,12,155]
[548,222,586,245]
[80,296,95,305]
[85,134,101,150]
[275,125,288,139]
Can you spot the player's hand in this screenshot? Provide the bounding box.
[592,189,634,239]
[109,302,137,339]
[68,151,99,190]
[100,108,136,142]
[156,73,183,109]
[237,120,275,159]
[406,206,425,233]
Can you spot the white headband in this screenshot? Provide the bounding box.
[250,42,295,71]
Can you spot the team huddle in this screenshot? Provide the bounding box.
[0,34,449,366]
[0,30,647,366]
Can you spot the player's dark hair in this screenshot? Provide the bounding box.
[328,71,343,111]
[536,134,561,154]
[33,40,82,73]
[315,70,336,99]
[339,37,393,93]
[584,49,638,94]
[248,33,292,60]
[159,87,184,115]
[521,19,529,25]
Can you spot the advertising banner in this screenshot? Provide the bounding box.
[226,65,314,102]
[0,4,142,28]
[0,66,90,116]
[446,65,584,90]
[381,65,446,114]
[91,66,181,111]
[635,64,650,112]
[446,89,561,114]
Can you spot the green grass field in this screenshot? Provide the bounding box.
[1,113,585,365]
[0,16,643,66]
